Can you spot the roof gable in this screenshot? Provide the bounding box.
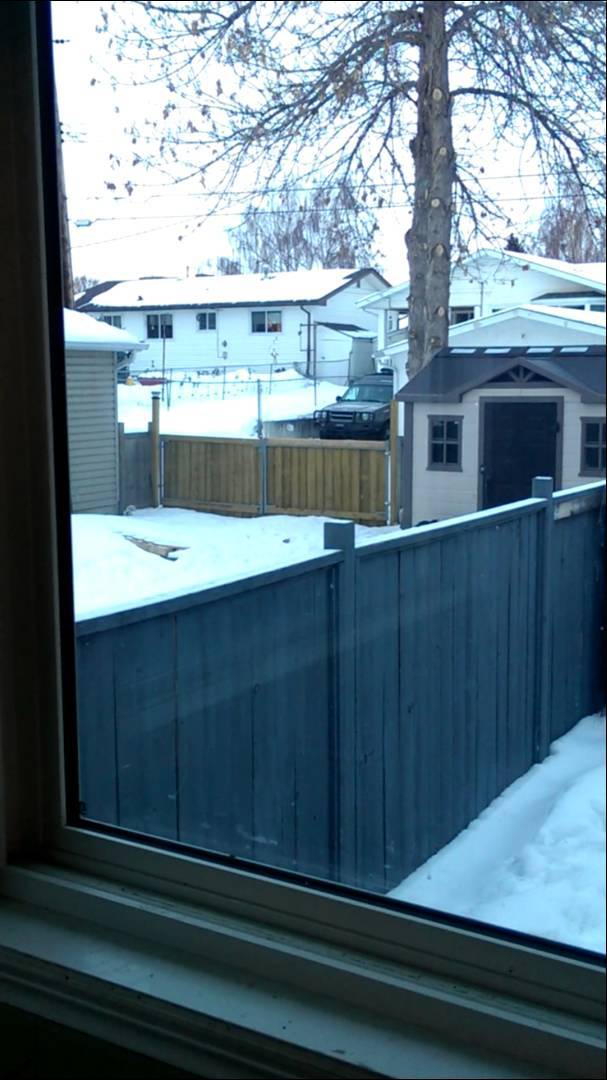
[397,346,606,404]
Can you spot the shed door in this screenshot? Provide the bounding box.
[481,401,558,509]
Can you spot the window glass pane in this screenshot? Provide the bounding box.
[51,1,605,961]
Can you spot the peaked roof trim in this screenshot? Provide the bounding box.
[397,346,606,404]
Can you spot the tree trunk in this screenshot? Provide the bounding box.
[55,95,74,308]
[406,0,454,379]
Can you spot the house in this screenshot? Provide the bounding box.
[361,249,606,387]
[64,308,147,513]
[396,344,606,526]
[75,268,390,379]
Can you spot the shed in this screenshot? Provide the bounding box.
[397,345,606,526]
[64,309,147,513]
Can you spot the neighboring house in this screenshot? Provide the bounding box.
[361,250,606,387]
[76,268,390,378]
[396,344,606,526]
[64,309,147,513]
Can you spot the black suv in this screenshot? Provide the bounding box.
[313,372,393,440]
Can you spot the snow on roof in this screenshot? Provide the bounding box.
[64,308,147,351]
[448,304,606,336]
[77,268,386,310]
[359,250,606,308]
[502,251,606,289]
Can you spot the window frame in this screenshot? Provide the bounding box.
[580,416,606,477]
[251,308,282,334]
[449,306,475,325]
[98,313,122,328]
[146,312,173,339]
[196,310,216,331]
[427,415,463,471]
[0,5,604,1077]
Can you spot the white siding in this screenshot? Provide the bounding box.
[409,386,605,524]
[94,276,382,375]
[65,350,119,513]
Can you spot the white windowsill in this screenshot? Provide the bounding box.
[0,862,603,1079]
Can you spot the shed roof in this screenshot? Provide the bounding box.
[396,345,606,404]
[64,309,147,352]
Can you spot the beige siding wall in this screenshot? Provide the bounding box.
[65,350,119,513]
[410,386,605,524]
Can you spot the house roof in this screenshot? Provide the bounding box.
[360,250,606,310]
[76,268,390,312]
[448,304,607,337]
[63,309,147,352]
[396,345,606,404]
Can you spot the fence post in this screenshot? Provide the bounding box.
[117,422,125,513]
[532,475,554,761]
[256,380,268,514]
[324,520,356,885]
[389,398,399,524]
[151,392,161,508]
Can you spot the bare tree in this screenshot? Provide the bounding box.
[99,1,605,375]
[229,181,379,273]
[215,256,241,275]
[532,175,606,263]
[73,274,100,294]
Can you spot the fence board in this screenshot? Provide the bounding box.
[118,425,152,510]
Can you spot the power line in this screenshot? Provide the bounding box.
[67,169,602,203]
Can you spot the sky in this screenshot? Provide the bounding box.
[51,1,563,287]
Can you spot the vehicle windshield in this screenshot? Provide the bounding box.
[341,383,392,403]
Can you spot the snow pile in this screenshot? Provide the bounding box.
[392,715,606,954]
[72,508,399,620]
[118,368,342,437]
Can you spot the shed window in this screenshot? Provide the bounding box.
[197,311,216,331]
[580,418,606,475]
[252,310,282,333]
[428,416,462,469]
[146,313,173,339]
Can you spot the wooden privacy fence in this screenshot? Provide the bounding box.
[76,480,605,892]
[162,434,388,523]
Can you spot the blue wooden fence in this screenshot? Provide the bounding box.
[75,480,605,892]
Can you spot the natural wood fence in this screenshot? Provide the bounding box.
[120,426,391,524]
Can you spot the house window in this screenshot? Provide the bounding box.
[98,314,122,328]
[589,302,605,311]
[146,313,173,339]
[580,418,606,475]
[251,309,282,333]
[428,416,462,469]
[197,311,216,331]
[449,306,475,324]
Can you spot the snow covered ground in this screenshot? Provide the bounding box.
[392,714,606,954]
[118,367,342,437]
[72,507,399,621]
